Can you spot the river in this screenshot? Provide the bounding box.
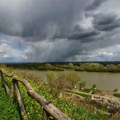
[75,71,120,90]
[44,71,120,90]
[15,69,120,90]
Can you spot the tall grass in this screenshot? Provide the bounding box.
[0,67,115,120]
[0,83,20,120]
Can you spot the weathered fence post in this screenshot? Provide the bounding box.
[0,69,71,120]
[13,79,28,120]
[10,81,14,101]
[0,70,10,96]
[43,109,49,120]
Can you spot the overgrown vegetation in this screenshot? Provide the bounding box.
[47,71,81,96]
[0,82,20,120]
[113,93,120,98]
[0,66,115,120]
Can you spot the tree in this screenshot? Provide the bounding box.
[45,64,53,70]
[65,72,81,89]
[79,81,86,90]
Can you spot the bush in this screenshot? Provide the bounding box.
[47,71,81,96]
[0,68,115,120]
[113,93,120,98]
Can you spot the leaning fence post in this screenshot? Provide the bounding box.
[0,70,1,82]
[10,81,14,101]
[13,79,28,120]
[43,109,49,120]
[0,70,10,96]
[0,69,71,120]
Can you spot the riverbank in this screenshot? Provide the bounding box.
[12,68,120,90]
[0,67,114,120]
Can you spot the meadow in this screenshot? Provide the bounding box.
[0,64,119,120]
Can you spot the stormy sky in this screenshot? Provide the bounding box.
[0,0,120,62]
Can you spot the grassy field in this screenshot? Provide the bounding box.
[0,66,116,120]
[0,83,20,120]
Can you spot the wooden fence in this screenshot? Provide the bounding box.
[0,69,71,120]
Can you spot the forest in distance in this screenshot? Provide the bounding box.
[4,62,120,72]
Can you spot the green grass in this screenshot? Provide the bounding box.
[113,93,120,98]
[0,67,115,120]
[17,80,114,120]
[0,83,20,120]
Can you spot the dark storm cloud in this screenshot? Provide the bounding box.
[68,30,99,42]
[93,13,120,31]
[25,39,82,62]
[0,0,90,40]
[0,0,110,41]
[86,0,109,11]
[48,25,99,43]
[0,0,120,62]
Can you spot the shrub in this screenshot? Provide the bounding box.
[47,71,81,96]
[113,93,120,98]
[65,72,81,89]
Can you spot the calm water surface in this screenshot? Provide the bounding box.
[75,71,120,90]
[16,69,120,90]
[39,71,120,90]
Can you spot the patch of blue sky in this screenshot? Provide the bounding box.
[8,42,27,51]
[1,57,25,63]
[0,33,7,39]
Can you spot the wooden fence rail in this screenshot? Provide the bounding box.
[0,69,71,120]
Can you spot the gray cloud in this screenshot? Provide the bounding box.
[93,13,120,31]
[0,0,90,39]
[86,0,109,11]
[68,29,99,42]
[0,0,120,62]
[25,39,83,62]
[25,42,88,62]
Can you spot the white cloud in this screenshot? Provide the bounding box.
[76,14,94,30]
[0,43,27,59]
[82,44,120,61]
[0,35,28,62]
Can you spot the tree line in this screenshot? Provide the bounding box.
[3,62,120,72]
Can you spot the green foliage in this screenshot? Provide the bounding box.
[79,81,86,90]
[0,68,115,120]
[67,63,74,69]
[113,93,120,98]
[65,72,80,89]
[19,82,113,120]
[5,62,120,73]
[19,83,43,120]
[0,84,20,120]
[47,71,81,96]
[75,63,120,73]
[47,71,65,96]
